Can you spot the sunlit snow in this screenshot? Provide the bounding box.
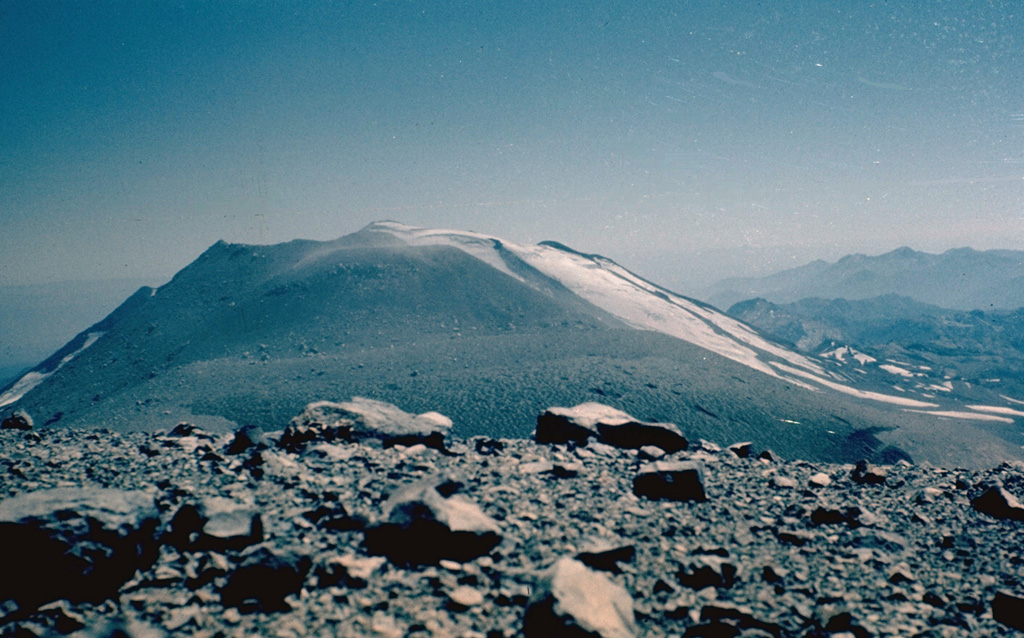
[905,409,1014,424]
[0,332,104,408]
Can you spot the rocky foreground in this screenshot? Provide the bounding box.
[2,399,1024,637]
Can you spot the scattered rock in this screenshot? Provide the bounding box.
[168,496,263,552]
[992,591,1024,631]
[851,460,888,485]
[523,557,637,638]
[575,537,636,573]
[808,472,832,487]
[0,487,160,612]
[284,398,452,451]
[363,479,501,565]
[314,554,386,589]
[225,425,268,455]
[728,442,753,458]
[219,545,312,613]
[770,475,797,489]
[633,461,707,502]
[447,586,485,610]
[1,410,33,431]
[677,555,738,589]
[972,485,1024,521]
[536,403,687,452]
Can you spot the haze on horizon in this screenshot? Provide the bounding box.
[2,1,1023,294]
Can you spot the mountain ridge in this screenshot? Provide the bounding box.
[3,222,1023,467]
[702,246,1024,311]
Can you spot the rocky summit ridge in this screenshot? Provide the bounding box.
[3,398,1024,637]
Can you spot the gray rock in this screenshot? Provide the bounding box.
[0,487,160,612]
[523,557,637,638]
[363,479,501,565]
[537,403,687,452]
[285,398,452,450]
[633,461,707,502]
[851,460,888,485]
[168,496,263,552]
[315,554,387,589]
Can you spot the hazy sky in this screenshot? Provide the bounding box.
[3,1,1022,292]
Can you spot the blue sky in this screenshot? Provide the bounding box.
[2,1,1022,291]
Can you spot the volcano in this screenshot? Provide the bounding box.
[3,222,1022,467]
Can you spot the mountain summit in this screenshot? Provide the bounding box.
[3,222,1022,466]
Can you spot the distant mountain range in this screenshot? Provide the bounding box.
[728,295,1024,406]
[3,223,1023,467]
[702,247,1024,311]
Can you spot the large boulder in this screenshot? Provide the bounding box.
[536,403,687,452]
[0,488,160,614]
[523,557,637,638]
[363,479,501,566]
[281,398,452,452]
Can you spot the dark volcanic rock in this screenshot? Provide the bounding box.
[363,479,501,565]
[633,460,707,502]
[523,557,637,638]
[219,545,312,613]
[575,537,636,573]
[972,485,1024,521]
[1,410,33,431]
[225,425,268,455]
[851,459,888,485]
[0,487,160,614]
[537,403,687,452]
[677,556,738,589]
[992,591,1024,631]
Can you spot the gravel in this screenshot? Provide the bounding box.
[3,417,1024,637]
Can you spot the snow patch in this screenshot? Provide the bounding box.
[967,405,1024,418]
[820,346,876,365]
[369,222,957,410]
[1001,395,1024,406]
[366,222,524,282]
[769,362,939,408]
[905,409,1014,424]
[0,332,104,408]
[879,364,917,378]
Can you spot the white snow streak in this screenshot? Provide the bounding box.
[880,364,917,378]
[370,223,974,412]
[0,332,104,408]
[967,405,1024,418]
[769,362,938,407]
[905,409,1014,424]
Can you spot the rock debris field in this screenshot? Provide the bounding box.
[3,399,1024,637]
